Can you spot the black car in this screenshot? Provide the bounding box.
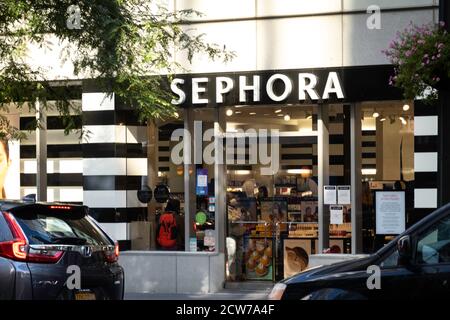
[0,201,124,300]
[269,202,450,300]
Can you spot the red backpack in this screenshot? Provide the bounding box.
[157,213,177,248]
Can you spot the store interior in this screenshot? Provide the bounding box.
[138,101,414,281]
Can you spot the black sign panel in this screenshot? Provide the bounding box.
[171,65,401,108]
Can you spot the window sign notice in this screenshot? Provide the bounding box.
[376,191,406,235]
[330,205,344,225]
[337,186,351,205]
[189,237,197,252]
[204,230,215,247]
[324,186,337,205]
[196,168,208,195]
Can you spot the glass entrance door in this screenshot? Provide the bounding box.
[224,104,320,281]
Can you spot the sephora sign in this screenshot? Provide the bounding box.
[170,71,344,106]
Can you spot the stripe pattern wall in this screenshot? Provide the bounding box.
[19,97,84,204]
[413,100,438,223]
[81,87,148,251]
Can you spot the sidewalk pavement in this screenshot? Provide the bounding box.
[125,289,271,300]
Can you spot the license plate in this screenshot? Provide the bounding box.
[75,291,96,300]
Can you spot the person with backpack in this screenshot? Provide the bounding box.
[156,198,184,250]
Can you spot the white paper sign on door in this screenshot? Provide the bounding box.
[330,205,344,225]
[197,175,208,187]
[204,230,216,247]
[337,186,351,205]
[376,191,405,235]
[324,186,337,205]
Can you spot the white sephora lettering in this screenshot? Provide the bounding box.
[170,72,344,105]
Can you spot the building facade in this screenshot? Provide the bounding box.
[4,1,446,293]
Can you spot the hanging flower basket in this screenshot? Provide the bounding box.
[383,21,450,102]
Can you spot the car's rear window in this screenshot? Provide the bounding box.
[10,206,112,246]
[0,214,13,241]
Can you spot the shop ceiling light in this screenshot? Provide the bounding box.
[361,168,377,175]
[277,114,284,117]
[380,117,386,122]
[306,115,312,120]
[399,116,407,125]
[284,114,291,121]
[249,112,256,115]
[287,169,312,175]
[372,112,380,118]
[403,104,410,111]
[233,170,251,175]
[226,109,233,116]
[235,111,242,114]
[275,109,282,113]
[173,112,179,118]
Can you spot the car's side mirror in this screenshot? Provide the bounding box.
[397,235,412,264]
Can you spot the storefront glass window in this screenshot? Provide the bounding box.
[360,100,414,253]
[129,111,188,252]
[188,108,217,252]
[225,105,319,281]
[153,118,186,251]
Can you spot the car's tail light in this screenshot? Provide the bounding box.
[0,212,63,264]
[104,242,119,263]
[0,212,28,261]
[0,240,27,261]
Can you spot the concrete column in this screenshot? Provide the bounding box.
[214,107,226,254]
[375,113,384,180]
[318,104,329,252]
[351,103,363,253]
[184,108,197,251]
[36,100,47,201]
[147,120,158,249]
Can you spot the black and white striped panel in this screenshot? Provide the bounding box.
[310,107,348,185]
[413,101,438,221]
[361,130,377,175]
[158,123,183,173]
[281,136,315,175]
[81,90,148,250]
[19,101,83,203]
[318,106,349,185]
